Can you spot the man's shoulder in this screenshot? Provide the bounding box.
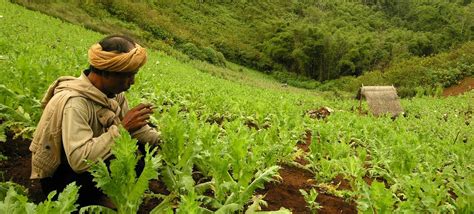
[44,90,83,107]
[64,96,94,109]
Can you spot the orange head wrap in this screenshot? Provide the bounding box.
[88,43,147,72]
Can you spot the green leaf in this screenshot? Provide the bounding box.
[149,194,175,214]
[79,205,117,214]
[215,203,241,214]
[245,195,267,214]
[54,182,80,213]
[0,186,36,214]
[225,165,281,207]
[0,182,28,201]
[161,165,178,192]
[88,127,162,213]
[36,182,80,214]
[0,124,6,143]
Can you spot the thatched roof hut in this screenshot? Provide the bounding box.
[358,86,404,117]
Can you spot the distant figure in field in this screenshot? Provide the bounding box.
[29,35,161,207]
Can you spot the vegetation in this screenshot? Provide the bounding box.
[307,96,473,213]
[0,182,79,214]
[322,41,474,97]
[0,1,473,213]
[11,0,474,85]
[82,127,162,213]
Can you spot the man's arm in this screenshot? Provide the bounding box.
[130,124,161,144]
[62,97,119,173]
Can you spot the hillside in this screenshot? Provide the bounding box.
[11,0,474,84]
[1,1,473,213]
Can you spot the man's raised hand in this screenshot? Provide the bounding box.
[122,103,154,133]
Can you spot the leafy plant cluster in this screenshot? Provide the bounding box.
[0,0,98,156]
[305,94,473,213]
[0,85,39,142]
[82,127,162,214]
[122,54,311,211]
[0,127,161,214]
[0,181,80,214]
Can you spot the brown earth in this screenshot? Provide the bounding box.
[0,133,169,212]
[443,77,474,96]
[259,165,357,214]
[1,128,356,213]
[0,133,44,203]
[259,131,356,214]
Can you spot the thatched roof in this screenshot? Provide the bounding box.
[359,86,403,117]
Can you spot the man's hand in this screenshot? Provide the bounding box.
[122,103,154,133]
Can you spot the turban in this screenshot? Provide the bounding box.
[88,43,147,72]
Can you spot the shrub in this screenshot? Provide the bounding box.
[272,71,321,89]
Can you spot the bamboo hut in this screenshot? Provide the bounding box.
[358,86,404,117]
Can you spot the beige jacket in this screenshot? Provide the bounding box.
[30,73,160,179]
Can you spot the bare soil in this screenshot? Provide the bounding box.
[443,77,474,96]
[259,131,356,214]
[1,131,357,213]
[0,132,44,203]
[259,165,356,214]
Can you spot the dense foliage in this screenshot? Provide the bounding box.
[83,127,162,213]
[1,1,473,213]
[0,182,79,214]
[11,0,474,83]
[307,97,473,212]
[323,41,474,97]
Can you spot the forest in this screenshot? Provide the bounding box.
[12,0,474,95]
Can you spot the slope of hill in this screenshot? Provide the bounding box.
[0,1,349,212]
[1,1,473,213]
[11,0,474,83]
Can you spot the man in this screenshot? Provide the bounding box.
[29,35,160,206]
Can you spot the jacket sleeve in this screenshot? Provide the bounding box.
[118,94,161,145]
[131,125,161,145]
[62,97,120,173]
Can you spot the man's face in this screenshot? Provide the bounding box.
[103,71,137,95]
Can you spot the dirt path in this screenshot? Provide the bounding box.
[443,77,474,96]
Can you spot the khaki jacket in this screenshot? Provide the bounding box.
[30,73,160,179]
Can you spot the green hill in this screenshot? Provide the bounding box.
[11,0,474,85]
[1,1,473,213]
